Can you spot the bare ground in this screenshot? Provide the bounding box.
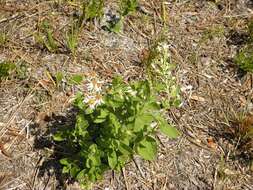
[0,0,253,190]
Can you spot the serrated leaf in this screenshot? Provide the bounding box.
[136,136,157,161]
[107,150,117,169]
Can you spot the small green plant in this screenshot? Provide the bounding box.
[42,20,58,52]
[76,0,104,28]
[120,0,138,16]
[200,25,224,44]
[15,61,29,80]
[54,76,180,189]
[81,0,104,22]
[0,61,16,80]
[103,0,138,33]
[34,20,58,52]
[66,22,79,54]
[234,46,253,72]
[106,17,124,33]
[234,21,253,73]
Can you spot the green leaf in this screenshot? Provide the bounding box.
[73,92,85,110]
[111,76,124,87]
[119,142,132,155]
[62,166,70,174]
[159,123,180,138]
[94,109,109,123]
[157,116,180,138]
[109,113,121,134]
[134,114,154,132]
[75,113,89,136]
[136,136,157,161]
[69,74,83,84]
[143,101,160,112]
[107,150,117,169]
[76,169,86,181]
[86,145,101,168]
[84,0,104,20]
[55,72,64,86]
[0,61,16,79]
[70,166,80,177]
[53,132,65,141]
[234,47,253,72]
[121,0,138,16]
[108,18,123,33]
[60,158,71,165]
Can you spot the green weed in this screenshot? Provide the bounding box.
[234,21,253,73]
[143,38,181,108]
[42,20,58,52]
[201,25,225,43]
[0,61,16,80]
[234,45,253,72]
[66,22,79,54]
[34,20,58,52]
[107,0,138,33]
[120,0,138,16]
[82,0,104,22]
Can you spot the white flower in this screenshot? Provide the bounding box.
[104,188,110,190]
[87,79,104,92]
[157,45,162,53]
[150,122,157,128]
[162,43,169,50]
[83,94,104,110]
[157,42,169,52]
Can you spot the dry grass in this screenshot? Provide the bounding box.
[0,0,253,189]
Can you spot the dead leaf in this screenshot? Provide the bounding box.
[38,79,54,92]
[0,142,11,158]
[223,168,236,175]
[207,138,217,150]
[238,96,247,106]
[240,114,253,134]
[0,172,13,187]
[190,95,206,102]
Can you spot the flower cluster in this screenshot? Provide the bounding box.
[84,72,105,110]
[147,41,181,108]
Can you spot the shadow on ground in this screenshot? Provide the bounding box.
[32,108,78,190]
